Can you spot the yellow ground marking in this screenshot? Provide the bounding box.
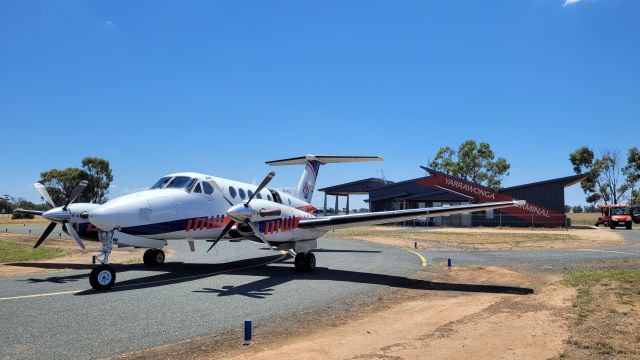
[0,251,287,302]
[406,250,427,268]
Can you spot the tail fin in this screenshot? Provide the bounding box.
[266,155,383,202]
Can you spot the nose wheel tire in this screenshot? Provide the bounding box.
[89,264,116,291]
[143,249,165,267]
[294,252,316,272]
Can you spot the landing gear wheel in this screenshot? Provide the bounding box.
[610,223,616,230]
[294,253,306,272]
[89,264,116,291]
[304,252,316,272]
[143,249,165,267]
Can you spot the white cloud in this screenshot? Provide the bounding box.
[563,0,583,7]
[105,20,114,27]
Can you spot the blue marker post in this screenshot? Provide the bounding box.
[243,320,252,345]
[447,258,452,268]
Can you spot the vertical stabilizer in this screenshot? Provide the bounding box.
[266,155,383,203]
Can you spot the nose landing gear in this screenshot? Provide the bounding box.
[89,231,116,291]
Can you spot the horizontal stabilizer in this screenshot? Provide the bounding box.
[266,155,383,166]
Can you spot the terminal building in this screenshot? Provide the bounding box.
[319,167,587,228]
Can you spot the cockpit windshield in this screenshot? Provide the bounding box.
[165,176,197,190]
[150,177,172,189]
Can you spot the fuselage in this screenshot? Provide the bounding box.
[88,172,322,243]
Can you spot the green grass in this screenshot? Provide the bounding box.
[0,238,66,263]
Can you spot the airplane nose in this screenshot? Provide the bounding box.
[89,204,121,231]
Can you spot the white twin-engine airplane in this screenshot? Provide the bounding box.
[21,155,525,290]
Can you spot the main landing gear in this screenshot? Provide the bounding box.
[294,252,316,272]
[143,248,165,267]
[89,231,166,290]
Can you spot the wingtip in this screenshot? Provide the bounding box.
[513,200,526,205]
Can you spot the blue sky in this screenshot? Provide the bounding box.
[1,0,638,209]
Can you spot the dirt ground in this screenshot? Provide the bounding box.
[114,266,574,360]
[0,232,149,277]
[329,226,624,251]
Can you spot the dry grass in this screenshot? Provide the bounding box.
[0,215,50,226]
[568,213,600,226]
[558,269,640,359]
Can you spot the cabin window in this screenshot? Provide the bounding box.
[238,188,246,200]
[193,183,202,193]
[267,194,272,201]
[229,186,237,198]
[256,193,262,199]
[202,182,214,195]
[247,190,254,199]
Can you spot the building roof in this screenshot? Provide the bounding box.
[319,178,393,195]
[419,166,588,191]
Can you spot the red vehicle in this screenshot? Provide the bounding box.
[596,204,633,230]
[633,206,640,224]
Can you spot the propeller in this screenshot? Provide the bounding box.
[25,181,88,249]
[33,222,57,249]
[64,180,88,210]
[206,171,276,253]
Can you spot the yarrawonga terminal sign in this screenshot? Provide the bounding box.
[415,167,566,227]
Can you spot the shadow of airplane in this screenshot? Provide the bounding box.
[13,253,534,298]
[192,265,534,299]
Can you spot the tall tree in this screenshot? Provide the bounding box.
[81,157,113,204]
[570,147,632,205]
[429,139,510,188]
[624,147,640,206]
[38,157,113,205]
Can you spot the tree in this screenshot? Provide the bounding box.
[429,140,510,188]
[584,204,597,213]
[564,205,571,213]
[81,157,114,204]
[569,147,632,205]
[38,157,113,205]
[623,147,640,206]
[572,205,583,213]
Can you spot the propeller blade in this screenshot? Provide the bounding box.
[13,209,45,216]
[246,171,275,205]
[206,220,235,253]
[64,180,88,210]
[34,222,57,248]
[208,180,233,206]
[246,221,276,252]
[63,222,85,250]
[35,183,56,208]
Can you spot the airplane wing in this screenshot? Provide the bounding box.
[298,200,524,231]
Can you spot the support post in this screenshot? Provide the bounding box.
[346,195,350,214]
[323,193,327,216]
[335,194,339,215]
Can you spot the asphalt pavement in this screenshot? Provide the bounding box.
[0,236,421,360]
[1,226,638,359]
